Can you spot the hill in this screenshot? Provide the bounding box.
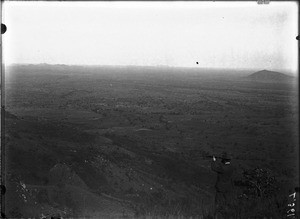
[246,69,294,83]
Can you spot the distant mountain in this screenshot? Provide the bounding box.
[246,70,294,83]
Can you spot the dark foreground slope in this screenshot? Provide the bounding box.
[5,113,136,218]
[5,110,214,218]
[4,65,299,218]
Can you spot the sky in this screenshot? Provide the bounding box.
[2,1,299,74]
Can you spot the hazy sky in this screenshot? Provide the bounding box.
[2,1,299,73]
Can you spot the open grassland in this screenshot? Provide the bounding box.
[4,65,298,218]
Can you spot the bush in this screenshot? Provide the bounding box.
[240,167,278,198]
[234,167,288,218]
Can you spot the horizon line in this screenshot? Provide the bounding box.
[4,63,291,72]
